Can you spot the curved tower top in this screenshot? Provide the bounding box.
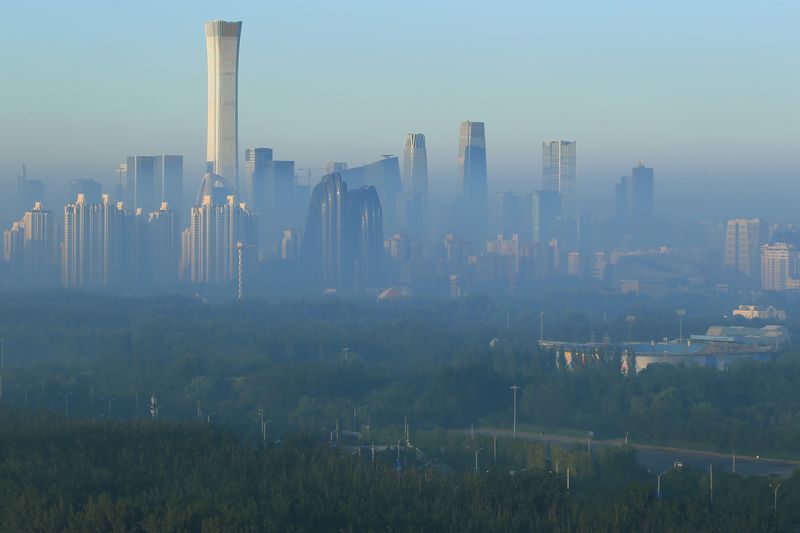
[205,20,242,193]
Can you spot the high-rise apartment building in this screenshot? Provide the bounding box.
[188,173,256,284]
[761,243,796,291]
[457,122,488,243]
[205,20,242,189]
[62,194,128,289]
[147,202,180,290]
[542,140,577,218]
[724,218,766,287]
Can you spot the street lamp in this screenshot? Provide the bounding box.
[770,482,782,512]
[473,447,484,473]
[625,315,636,342]
[58,392,72,419]
[657,470,667,499]
[677,309,686,342]
[510,385,520,437]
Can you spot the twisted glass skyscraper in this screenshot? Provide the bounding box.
[205,20,242,192]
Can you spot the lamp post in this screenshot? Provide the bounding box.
[625,315,636,342]
[510,385,520,437]
[657,470,667,499]
[770,482,782,512]
[58,392,72,419]
[677,309,686,342]
[474,447,484,474]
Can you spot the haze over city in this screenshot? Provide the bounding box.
[3,2,800,531]
[3,0,799,220]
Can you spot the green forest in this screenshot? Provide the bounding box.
[1,290,800,530]
[0,406,795,532]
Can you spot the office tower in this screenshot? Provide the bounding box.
[272,160,296,241]
[189,173,256,284]
[340,156,402,233]
[205,20,242,189]
[325,162,348,175]
[16,165,45,219]
[302,173,347,286]
[236,242,255,299]
[348,186,384,289]
[281,228,302,261]
[147,202,180,291]
[154,155,183,223]
[724,218,766,286]
[384,234,422,281]
[401,133,429,242]
[402,133,428,198]
[614,176,629,219]
[495,191,524,239]
[542,140,577,218]
[69,179,102,205]
[761,243,796,291]
[457,121,488,243]
[630,162,654,221]
[532,190,561,244]
[243,147,273,251]
[126,156,156,214]
[243,147,273,208]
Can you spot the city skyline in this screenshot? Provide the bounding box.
[2,1,798,223]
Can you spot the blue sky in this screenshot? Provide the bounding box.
[2,0,799,213]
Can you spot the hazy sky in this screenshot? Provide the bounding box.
[2,0,799,215]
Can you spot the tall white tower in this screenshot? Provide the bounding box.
[205,20,242,192]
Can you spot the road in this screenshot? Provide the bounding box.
[462,427,800,477]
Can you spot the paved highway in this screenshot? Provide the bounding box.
[463,428,800,477]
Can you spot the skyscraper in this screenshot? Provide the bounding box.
[542,140,577,218]
[339,156,401,234]
[401,133,429,242]
[457,121,488,243]
[243,147,273,251]
[724,218,766,287]
[532,190,561,244]
[302,173,385,289]
[402,133,428,198]
[348,186,384,289]
[126,155,156,214]
[189,173,256,284]
[62,194,128,289]
[302,173,347,286]
[205,20,242,189]
[761,243,795,291]
[630,162,654,222]
[155,155,183,223]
